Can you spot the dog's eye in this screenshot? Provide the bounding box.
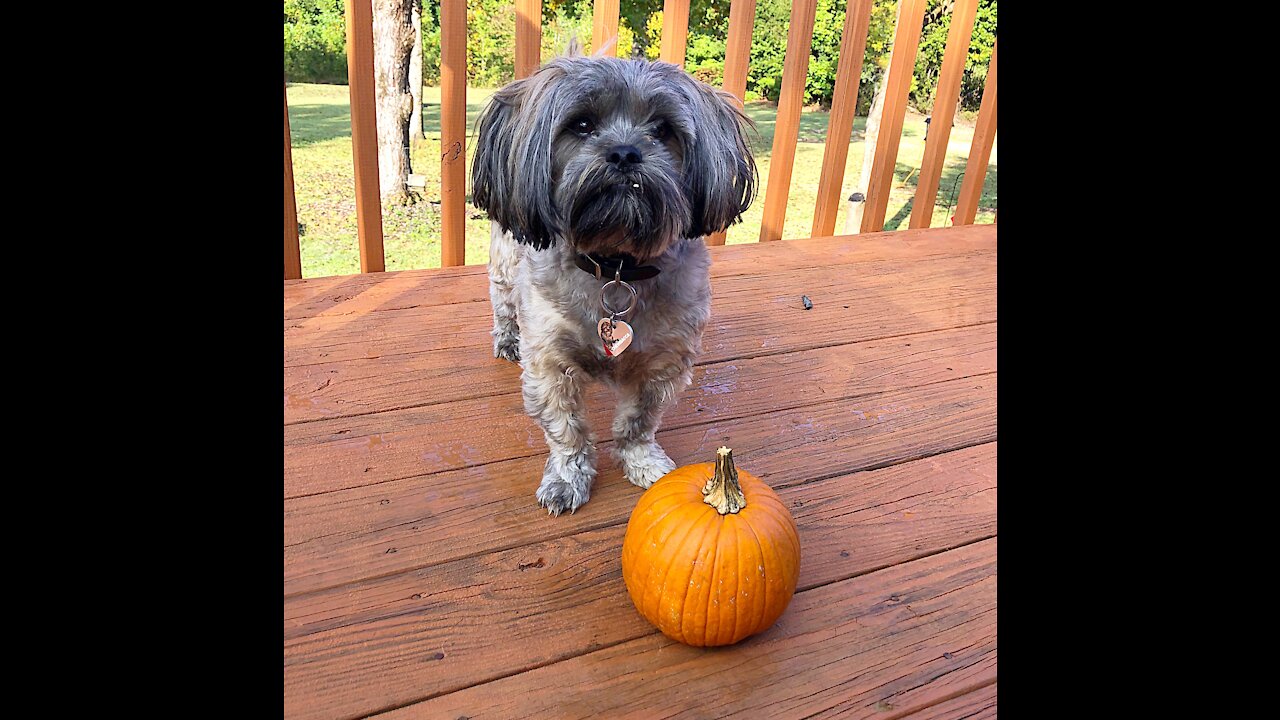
[569,117,596,136]
[651,122,670,142]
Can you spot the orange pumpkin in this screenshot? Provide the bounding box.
[621,447,801,646]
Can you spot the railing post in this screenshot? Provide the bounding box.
[910,0,978,229]
[758,0,819,241]
[345,0,386,273]
[954,38,996,226]
[515,0,542,79]
[593,0,620,56]
[660,0,691,66]
[811,0,873,238]
[706,0,757,246]
[285,87,303,280]
[440,0,467,266]
[860,0,928,234]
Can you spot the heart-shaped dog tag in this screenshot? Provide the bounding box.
[598,318,634,357]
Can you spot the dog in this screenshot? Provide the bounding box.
[471,44,757,515]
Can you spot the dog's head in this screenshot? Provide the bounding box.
[472,52,758,260]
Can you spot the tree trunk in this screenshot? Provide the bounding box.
[373,0,416,205]
[845,62,889,234]
[409,0,424,143]
[846,0,903,234]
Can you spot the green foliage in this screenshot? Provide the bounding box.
[283,0,348,84]
[284,0,996,114]
[468,0,516,86]
[911,0,997,112]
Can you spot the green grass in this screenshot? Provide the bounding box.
[287,82,996,278]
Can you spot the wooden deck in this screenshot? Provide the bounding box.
[283,224,997,719]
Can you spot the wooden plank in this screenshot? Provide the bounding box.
[285,374,996,592]
[439,0,467,266]
[345,0,386,273]
[515,0,541,79]
[909,0,978,229]
[861,0,928,233]
[660,0,691,66]
[282,225,995,320]
[370,539,997,720]
[759,0,819,241]
[282,249,995,370]
[284,87,303,281]
[283,447,996,719]
[283,317,992,424]
[286,239,993,367]
[811,0,874,238]
[707,0,758,246]
[954,38,996,226]
[897,683,996,720]
[283,265,487,322]
[592,0,620,56]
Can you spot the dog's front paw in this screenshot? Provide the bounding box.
[494,336,521,363]
[617,443,676,490]
[536,455,595,515]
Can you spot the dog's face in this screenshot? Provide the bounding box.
[472,55,757,260]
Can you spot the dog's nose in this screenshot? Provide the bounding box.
[606,145,643,170]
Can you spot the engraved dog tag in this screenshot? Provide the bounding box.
[598,318,633,357]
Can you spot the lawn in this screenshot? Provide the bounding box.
[286,82,997,278]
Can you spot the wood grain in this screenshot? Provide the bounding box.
[909,0,978,229]
[284,449,996,719]
[285,374,996,592]
[283,315,992,424]
[284,87,302,281]
[439,0,467,265]
[861,0,927,233]
[897,683,996,720]
[514,0,541,79]
[344,0,385,273]
[759,0,819,241]
[374,538,996,720]
[592,0,620,56]
[283,249,997,484]
[283,246,996,368]
[281,225,994,321]
[954,38,996,227]
[660,0,691,66]
[706,0,758,246]
[811,0,874,238]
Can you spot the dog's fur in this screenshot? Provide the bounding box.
[472,48,757,515]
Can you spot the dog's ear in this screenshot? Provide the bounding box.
[679,82,759,239]
[472,71,563,250]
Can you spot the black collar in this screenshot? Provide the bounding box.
[574,253,661,281]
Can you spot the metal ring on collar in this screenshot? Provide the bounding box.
[600,278,638,317]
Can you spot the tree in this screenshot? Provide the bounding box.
[845,0,896,233]
[409,0,424,142]
[372,0,417,204]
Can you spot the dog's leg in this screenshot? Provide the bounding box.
[488,221,521,362]
[612,365,691,489]
[523,361,596,515]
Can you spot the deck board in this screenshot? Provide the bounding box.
[282,225,997,719]
[285,376,995,594]
[284,445,995,719]
[374,539,996,720]
[283,248,995,368]
[285,323,995,493]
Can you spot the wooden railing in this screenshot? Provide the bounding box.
[284,0,997,280]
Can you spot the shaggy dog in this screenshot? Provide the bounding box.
[472,45,757,515]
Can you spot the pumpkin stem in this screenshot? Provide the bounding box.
[703,447,746,515]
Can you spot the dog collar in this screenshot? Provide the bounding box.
[574,253,661,281]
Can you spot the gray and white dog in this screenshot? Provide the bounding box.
[472,46,757,515]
